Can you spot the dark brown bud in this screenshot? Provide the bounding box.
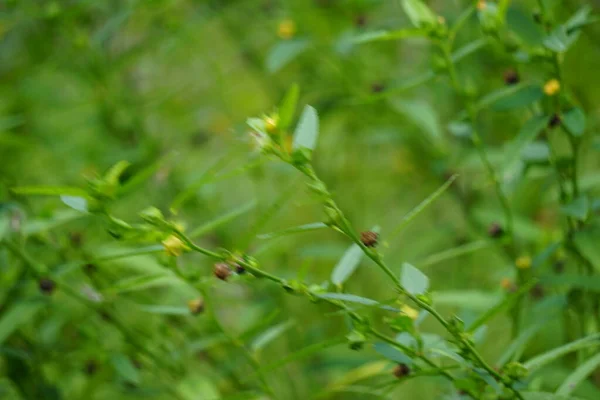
[70,232,84,247]
[39,278,56,295]
[393,363,410,378]
[371,83,385,93]
[187,298,205,315]
[549,114,561,128]
[530,283,545,299]
[214,262,232,281]
[355,14,367,27]
[488,222,504,239]
[234,263,246,274]
[83,263,97,274]
[360,231,379,247]
[503,69,520,85]
[554,259,565,273]
[84,359,98,375]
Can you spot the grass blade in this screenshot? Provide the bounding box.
[524,334,600,372]
[556,352,600,396]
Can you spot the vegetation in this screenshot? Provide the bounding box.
[2,0,600,399]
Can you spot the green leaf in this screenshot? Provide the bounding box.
[11,186,89,197]
[111,354,140,385]
[556,352,600,396]
[543,6,591,53]
[497,324,547,366]
[331,244,363,286]
[573,226,600,273]
[108,273,178,294]
[278,84,300,132]
[373,342,412,364]
[292,105,319,152]
[389,99,445,150]
[60,195,88,213]
[504,115,550,170]
[562,108,586,137]
[524,334,600,372]
[402,0,438,28]
[251,321,294,352]
[489,85,544,111]
[266,39,310,73]
[317,293,398,312]
[400,263,429,295]
[541,274,600,292]
[0,301,45,345]
[353,28,426,43]
[521,141,550,163]
[560,196,589,221]
[135,305,190,315]
[258,222,327,240]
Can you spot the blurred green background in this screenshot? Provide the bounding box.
[2,0,600,399]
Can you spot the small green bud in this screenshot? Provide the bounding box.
[346,330,366,350]
[503,361,528,380]
[139,207,165,225]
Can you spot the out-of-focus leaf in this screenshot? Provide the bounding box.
[292,105,319,151]
[23,210,84,235]
[111,354,140,385]
[266,39,310,73]
[562,108,586,137]
[373,343,412,364]
[278,84,300,132]
[136,305,190,315]
[331,244,363,286]
[251,321,294,352]
[389,99,445,149]
[543,6,591,52]
[556,353,600,396]
[504,115,550,170]
[189,201,257,238]
[11,186,88,197]
[521,141,550,163]
[523,393,584,400]
[353,28,426,43]
[560,196,589,221]
[573,226,600,272]
[60,195,88,213]
[258,222,327,240]
[432,291,501,311]
[0,301,45,345]
[524,334,600,372]
[107,273,179,294]
[317,293,399,312]
[400,263,429,295]
[488,84,544,111]
[402,0,437,28]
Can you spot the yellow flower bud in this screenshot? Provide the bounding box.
[162,235,188,257]
[543,79,560,96]
[188,298,204,315]
[263,115,279,134]
[278,20,296,40]
[477,0,486,11]
[400,305,419,320]
[515,255,532,269]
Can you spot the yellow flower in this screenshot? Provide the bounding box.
[544,79,560,96]
[401,305,419,320]
[477,0,486,11]
[278,20,296,40]
[263,114,279,134]
[515,255,532,269]
[162,235,188,257]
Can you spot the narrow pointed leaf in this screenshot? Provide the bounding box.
[401,263,429,295]
[331,244,363,286]
[292,105,319,151]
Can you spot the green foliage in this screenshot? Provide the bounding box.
[2,0,600,399]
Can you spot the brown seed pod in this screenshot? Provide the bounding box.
[371,83,385,93]
[39,278,56,295]
[360,231,379,247]
[84,359,98,375]
[214,262,232,281]
[393,363,410,378]
[488,222,504,239]
[503,68,520,85]
[188,298,205,315]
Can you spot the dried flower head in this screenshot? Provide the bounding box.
[503,69,519,85]
[393,363,410,378]
[214,262,232,281]
[360,231,379,247]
